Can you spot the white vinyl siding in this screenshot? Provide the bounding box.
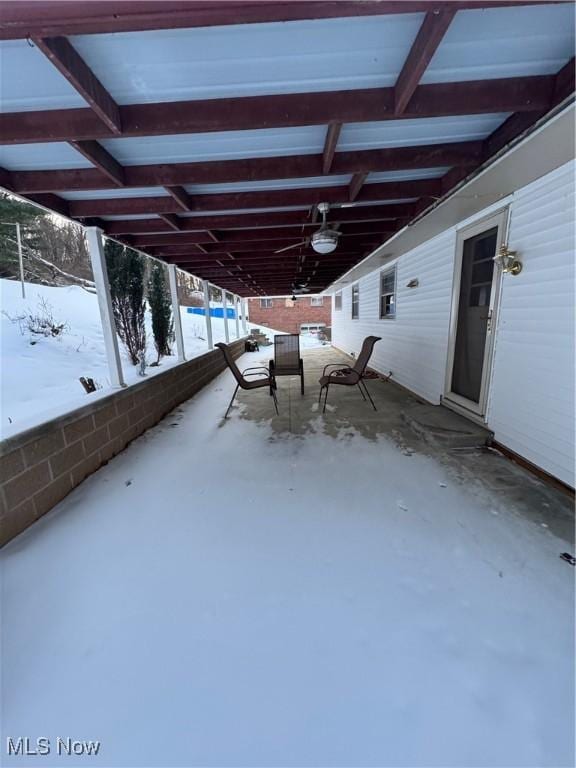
[486,161,575,486]
[332,229,456,403]
[331,159,575,486]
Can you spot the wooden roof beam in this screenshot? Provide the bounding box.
[32,36,122,134]
[349,173,368,202]
[1,2,564,39]
[164,185,193,211]
[69,140,125,185]
[394,7,457,115]
[0,77,555,144]
[322,122,342,174]
[64,178,440,217]
[11,141,482,193]
[158,213,182,231]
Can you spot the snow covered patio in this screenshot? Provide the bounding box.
[2,346,574,768]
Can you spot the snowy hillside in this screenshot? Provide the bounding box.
[0,279,324,437]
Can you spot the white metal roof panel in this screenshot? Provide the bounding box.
[366,168,451,183]
[184,175,353,195]
[0,142,94,171]
[339,114,510,151]
[180,206,310,217]
[60,187,166,201]
[102,126,327,165]
[353,199,417,207]
[422,4,575,84]
[0,40,87,112]
[70,14,424,105]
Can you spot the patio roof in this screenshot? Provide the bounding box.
[0,1,574,295]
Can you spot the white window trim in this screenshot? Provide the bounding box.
[260,298,272,308]
[310,296,324,306]
[351,283,360,320]
[379,266,397,320]
[334,291,342,311]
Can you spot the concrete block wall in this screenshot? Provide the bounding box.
[0,339,245,547]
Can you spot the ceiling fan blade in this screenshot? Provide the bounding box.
[274,240,306,254]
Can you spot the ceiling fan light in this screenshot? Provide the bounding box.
[311,229,339,254]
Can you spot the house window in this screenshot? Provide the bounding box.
[334,292,342,311]
[310,296,324,307]
[260,298,272,308]
[351,284,359,319]
[380,267,396,319]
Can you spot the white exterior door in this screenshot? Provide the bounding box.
[444,210,508,419]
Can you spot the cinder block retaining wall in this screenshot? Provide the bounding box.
[0,339,246,547]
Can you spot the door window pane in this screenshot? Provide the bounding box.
[451,227,497,403]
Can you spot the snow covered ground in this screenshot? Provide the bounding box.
[0,278,324,437]
[1,350,573,768]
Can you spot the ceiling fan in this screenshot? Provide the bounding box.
[274,202,342,255]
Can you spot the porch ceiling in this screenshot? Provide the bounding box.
[0,1,574,296]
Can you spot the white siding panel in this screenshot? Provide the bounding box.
[331,159,575,486]
[487,161,575,486]
[332,230,456,403]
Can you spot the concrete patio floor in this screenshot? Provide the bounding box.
[1,347,574,767]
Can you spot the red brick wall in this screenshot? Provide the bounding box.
[248,296,331,334]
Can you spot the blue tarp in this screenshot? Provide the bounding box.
[187,307,236,319]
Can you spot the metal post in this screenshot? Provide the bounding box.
[203,280,213,350]
[222,290,230,343]
[15,222,25,299]
[235,295,241,338]
[168,264,185,362]
[85,227,126,388]
[242,298,248,334]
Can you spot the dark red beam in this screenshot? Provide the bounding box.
[394,7,456,115]
[69,140,125,185]
[349,173,368,202]
[12,141,482,193]
[0,77,555,144]
[159,240,376,255]
[164,185,193,211]
[32,36,121,134]
[67,179,439,217]
[128,222,396,247]
[102,205,414,234]
[322,123,342,174]
[158,214,182,231]
[0,3,553,40]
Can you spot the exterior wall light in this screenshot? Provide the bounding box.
[494,244,522,275]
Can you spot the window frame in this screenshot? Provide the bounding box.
[260,298,273,309]
[310,296,324,307]
[379,267,397,320]
[351,284,360,320]
[334,291,342,311]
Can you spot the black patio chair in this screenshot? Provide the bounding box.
[318,335,381,413]
[269,334,305,395]
[215,342,278,419]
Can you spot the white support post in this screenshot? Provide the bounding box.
[222,290,230,343]
[242,298,248,334]
[203,280,213,350]
[168,264,185,362]
[16,222,25,299]
[86,227,126,388]
[235,295,241,338]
